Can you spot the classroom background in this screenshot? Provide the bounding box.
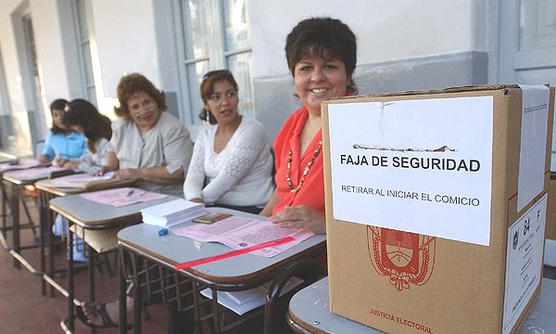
[0,0,556,332]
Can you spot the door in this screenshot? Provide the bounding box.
[498,0,556,266]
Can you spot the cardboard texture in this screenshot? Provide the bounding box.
[322,85,554,334]
[547,175,556,241]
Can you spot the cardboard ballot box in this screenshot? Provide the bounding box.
[322,85,554,334]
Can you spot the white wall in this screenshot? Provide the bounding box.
[89,0,161,113]
[0,0,74,153]
[248,0,484,79]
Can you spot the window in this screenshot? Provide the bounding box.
[73,0,97,105]
[177,0,253,126]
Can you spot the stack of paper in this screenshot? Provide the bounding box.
[141,199,206,227]
[200,277,303,315]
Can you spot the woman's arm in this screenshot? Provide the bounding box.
[115,165,184,183]
[201,122,268,204]
[94,151,119,175]
[183,132,206,200]
[259,189,278,216]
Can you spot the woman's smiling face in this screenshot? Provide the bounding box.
[293,55,348,115]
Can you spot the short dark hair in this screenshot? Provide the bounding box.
[49,98,69,134]
[113,73,166,121]
[63,99,112,153]
[198,70,239,125]
[285,17,357,93]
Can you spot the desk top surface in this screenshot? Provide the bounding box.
[117,207,326,286]
[288,277,556,334]
[49,193,177,228]
[2,167,69,185]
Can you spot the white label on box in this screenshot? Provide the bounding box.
[517,85,550,212]
[502,193,546,334]
[328,96,493,246]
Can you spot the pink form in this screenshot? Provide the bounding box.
[172,216,314,257]
[50,171,115,187]
[80,187,167,207]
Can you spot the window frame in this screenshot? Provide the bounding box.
[173,0,254,134]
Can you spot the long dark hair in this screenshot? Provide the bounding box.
[63,99,112,153]
[49,98,69,134]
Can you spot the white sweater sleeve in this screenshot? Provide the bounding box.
[201,121,267,204]
[183,129,208,200]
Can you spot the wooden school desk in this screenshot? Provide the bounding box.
[2,166,72,270]
[117,208,326,334]
[287,277,556,334]
[35,177,134,297]
[49,192,178,334]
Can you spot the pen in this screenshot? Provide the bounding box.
[126,189,134,197]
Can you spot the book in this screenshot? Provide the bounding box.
[141,199,206,227]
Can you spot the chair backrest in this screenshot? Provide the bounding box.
[35,139,45,159]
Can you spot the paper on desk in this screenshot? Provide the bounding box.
[0,159,42,172]
[4,166,68,179]
[200,276,303,315]
[172,216,314,257]
[80,187,167,207]
[48,172,116,188]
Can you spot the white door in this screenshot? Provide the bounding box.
[499,0,556,266]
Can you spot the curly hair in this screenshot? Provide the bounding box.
[63,99,112,153]
[113,73,166,121]
[198,70,239,124]
[285,17,357,93]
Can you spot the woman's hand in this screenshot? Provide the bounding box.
[62,160,80,170]
[91,165,112,176]
[52,156,66,167]
[114,168,141,179]
[269,205,326,234]
[38,154,50,164]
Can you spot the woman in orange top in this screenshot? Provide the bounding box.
[260,17,357,235]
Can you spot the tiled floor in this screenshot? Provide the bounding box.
[0,197,168,334]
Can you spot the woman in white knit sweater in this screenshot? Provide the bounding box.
[183,70,274,213]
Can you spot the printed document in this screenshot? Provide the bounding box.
[172,216,314,257]
[45,172,116,189]
[81,187,167,207]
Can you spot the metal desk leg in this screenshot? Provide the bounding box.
[39,190,47,296]
[47,198,55,297]
[1,180,6,239]
[119,247,127,334]
[132,252,142,334]
[87,240,96,334]
[209,288,223,334]
[11,184,20,269]
[67,223,75,333]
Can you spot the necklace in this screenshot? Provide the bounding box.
[286,140,322,193]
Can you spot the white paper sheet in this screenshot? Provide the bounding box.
[328,96,493,246]
[517,85,550,211]
[200,277,303,315]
